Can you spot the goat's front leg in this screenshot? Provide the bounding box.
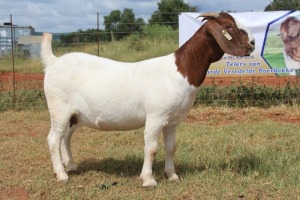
[163,125,179,182]
[140,118,163,187]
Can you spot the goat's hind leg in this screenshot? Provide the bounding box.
[47,122,69,182]
[61,125,78,172]
[47,110,76,182]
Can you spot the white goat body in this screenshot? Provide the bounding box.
[42,12,254,187]
[44,51,196,131]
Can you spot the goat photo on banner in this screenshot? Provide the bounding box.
[280,12,300,75]
[180,11,300,77]
[264,10,300,76]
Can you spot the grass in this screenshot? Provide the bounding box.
[263,53,289,76]
[0,89,46,111]
[1,106,300,199]
[0,57,43,74]
[0,36,178,74]
[54,37,178,62]
[264,29,284,54]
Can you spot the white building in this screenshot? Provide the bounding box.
[0,23,40,58]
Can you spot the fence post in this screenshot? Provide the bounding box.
[97,12,100,56]
[10,14,16,109]
[251,76,254,107]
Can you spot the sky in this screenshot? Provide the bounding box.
[0,0,272,33]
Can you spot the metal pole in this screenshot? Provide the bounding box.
[97,12,100,56]
[10,14,16,109]
[251,76,254,107]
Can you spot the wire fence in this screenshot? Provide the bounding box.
[195,78,300,107]
[1,43,300,110]
[1,13,300,111]
[1,68,300,111]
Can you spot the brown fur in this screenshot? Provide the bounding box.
[280,17,300,61]
[175,13,253,87]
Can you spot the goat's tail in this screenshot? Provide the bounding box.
[41,32,56,71]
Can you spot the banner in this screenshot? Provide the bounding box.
[179,11,300,76]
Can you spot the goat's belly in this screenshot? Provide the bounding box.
[79,114,146,131]
[96,118,145,131]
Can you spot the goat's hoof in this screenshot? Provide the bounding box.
[168,174,180,182]
[142,178,157,187]
[66,163,78,172]
[56,173,69,183]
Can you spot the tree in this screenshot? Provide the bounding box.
[104,10,121,34]
[104,8,145,40]
[264,0,300,11]
[149,0,198,29]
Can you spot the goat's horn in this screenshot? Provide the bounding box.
[196,12,220,19]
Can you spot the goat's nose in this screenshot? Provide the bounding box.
[250,39,255,47]
[249,39,255,53]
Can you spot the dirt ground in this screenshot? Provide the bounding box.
[1,72,300,89]
[0,72,44,90]
[203,76,300,87]
[0,187,30,200]
[186,106,300,125]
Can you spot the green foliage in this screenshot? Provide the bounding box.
[264,0,300,11]
[196,81,300,107]
[0,89,46,111]
[263,53,288,76]
[104,10,121,32]
[104,8,145,40]
[1,81,300,112]
[149,0,198,29]
[60,29,110,44]
[122,25,178,52]
[141,24,177,40]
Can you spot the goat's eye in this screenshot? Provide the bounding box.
[225,24,232,29]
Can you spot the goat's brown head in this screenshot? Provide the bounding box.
[198,12,255,56]
[280,16,300,61]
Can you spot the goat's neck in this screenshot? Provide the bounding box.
[175,28,224,87]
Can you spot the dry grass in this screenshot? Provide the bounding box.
[53,38,177,62]
[0,38,177,75]
[0,58,43,74]
[1,106,300,199]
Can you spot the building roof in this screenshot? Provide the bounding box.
[0,24,34,29]
[18,36,42,44]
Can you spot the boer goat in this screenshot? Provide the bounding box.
[41,12,255,187]
[280,16,300,75]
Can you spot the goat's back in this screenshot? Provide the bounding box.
[43,52,197,130]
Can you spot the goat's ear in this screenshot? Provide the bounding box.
[288,24,300,37]
[205,21,249,56]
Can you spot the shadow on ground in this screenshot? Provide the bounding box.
[74,153,262,178]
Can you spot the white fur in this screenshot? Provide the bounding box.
[42,33,198,186]
[234,19,255,46]
[283,50,300,75]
